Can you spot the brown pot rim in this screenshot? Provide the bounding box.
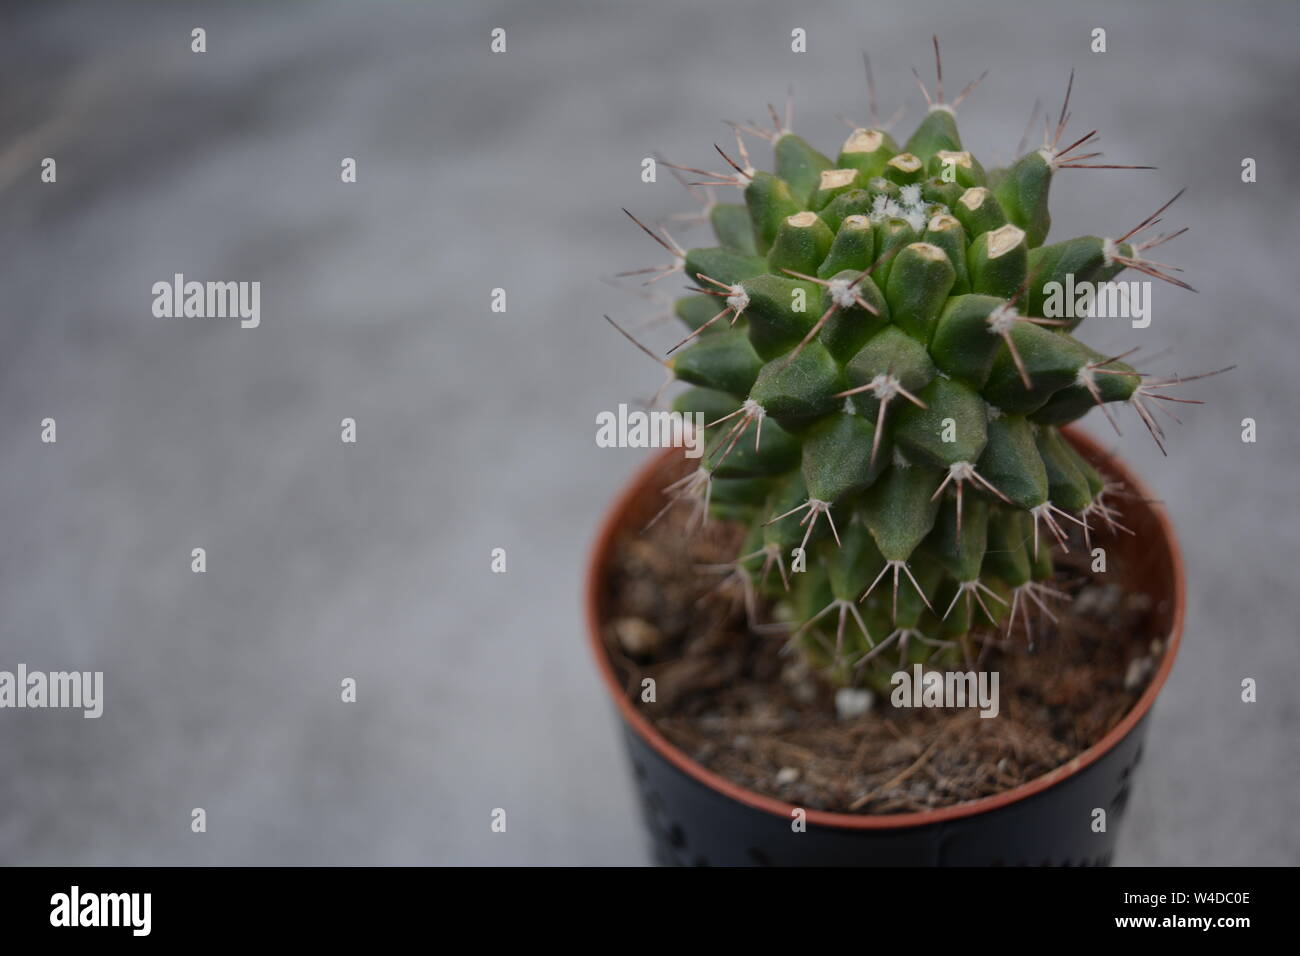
[584,426,1186,830]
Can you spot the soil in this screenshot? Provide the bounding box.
[601,503,1164,815]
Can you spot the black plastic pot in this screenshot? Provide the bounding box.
[586,428,1184,866]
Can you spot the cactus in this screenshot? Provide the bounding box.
[612,41,1225,690]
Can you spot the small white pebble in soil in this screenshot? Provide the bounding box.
[611,617,662,656]
[775,767,800,786]
[781,657,811,685]
[835,687,875,720]
[1072,588,1099,616]
[782,659,819,704]
[1124,656,1153,691]
[1098,584,1124,614]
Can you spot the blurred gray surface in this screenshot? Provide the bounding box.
[0,0,1297,865]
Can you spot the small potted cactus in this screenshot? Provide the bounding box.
[589,41,1223,866]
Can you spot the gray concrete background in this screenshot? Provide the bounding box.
[0,0,1296,865]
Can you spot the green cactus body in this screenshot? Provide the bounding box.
[630,74,1201,686]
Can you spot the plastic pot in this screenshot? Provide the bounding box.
[585,427,1185,866]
